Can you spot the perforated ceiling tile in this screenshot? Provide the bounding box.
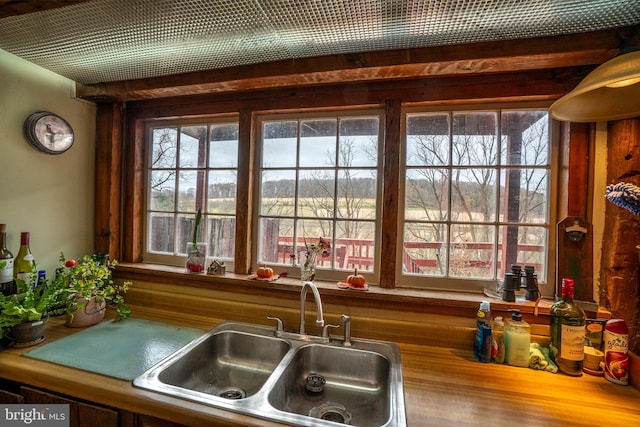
[0,0,638,84]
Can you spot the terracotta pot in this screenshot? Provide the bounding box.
[66,296,106,328]
[630,351,640,391]
[11,316,48,347]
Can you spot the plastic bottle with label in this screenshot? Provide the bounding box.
[504,310,531,368]
[474,301,492,363]
[492,316,505,364]
[603,319,629,385]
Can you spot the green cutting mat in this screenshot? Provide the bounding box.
[25,318,204,381]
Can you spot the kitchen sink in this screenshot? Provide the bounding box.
[156,329,290,399]
[134,321,406,426]
[268,344,392,426]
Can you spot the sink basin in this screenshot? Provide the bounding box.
[157,330,290,398]
[134,321,406,426]
[268,344,392,426]
[134,322,290,404]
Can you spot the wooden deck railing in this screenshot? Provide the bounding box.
[273,236,544,273]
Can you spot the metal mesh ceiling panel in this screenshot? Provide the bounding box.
[0,0,638,84]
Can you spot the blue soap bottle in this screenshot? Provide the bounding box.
[474,301,492,363]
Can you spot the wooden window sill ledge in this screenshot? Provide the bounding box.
[111,263,595,323]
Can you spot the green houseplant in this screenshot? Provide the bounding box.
[55,253,131,326]
[0,268,67,346]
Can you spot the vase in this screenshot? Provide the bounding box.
[300,252,317,282]
[11,316,48,347]
[66,296,106,328]
[186,242,207,273]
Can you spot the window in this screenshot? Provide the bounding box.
[401,109,554,292]
[255,112,382,282]
[145,120,239,267]
[138,105,555,294]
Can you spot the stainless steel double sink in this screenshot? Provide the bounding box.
[133,321,406,426]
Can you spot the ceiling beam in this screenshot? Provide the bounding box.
[0,0,91,18]
[77,27,639,102]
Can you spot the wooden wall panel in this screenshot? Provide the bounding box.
[600,118,640,354]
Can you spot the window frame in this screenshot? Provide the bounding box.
[397,104,559,296]
[122,100,560,296]
[142,116,240,270]
[252,109,386,283]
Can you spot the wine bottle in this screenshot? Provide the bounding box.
[14,231,36,288]
[550,278,586,376]
[0,224,15,295]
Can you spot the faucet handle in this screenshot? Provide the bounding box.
[321,323,340,339]
[340,314,352,347]
[267,316,284,333]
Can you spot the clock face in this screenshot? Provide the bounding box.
[24,112,74,155]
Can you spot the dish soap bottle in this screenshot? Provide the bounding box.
[474,301,492,363]
[504,310,531,368]
[492,316,505,364]
[550,278,586,376]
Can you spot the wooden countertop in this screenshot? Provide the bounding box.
[1,316,639,427]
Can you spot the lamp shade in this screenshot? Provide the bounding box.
[549,50,640,122]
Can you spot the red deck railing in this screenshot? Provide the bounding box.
[273,236,544,273]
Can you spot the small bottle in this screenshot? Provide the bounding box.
[504,310,531,367]
[0,224,15,295]
[492,316,505,364]
[474,301,492,363]
[14,231,36,287]
[603,319,629,385]
[550,278,586,376]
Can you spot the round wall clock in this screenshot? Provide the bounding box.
[23,111,75,155]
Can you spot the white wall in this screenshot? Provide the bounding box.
[0,49,96,279]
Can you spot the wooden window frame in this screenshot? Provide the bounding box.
[94,76,592,300]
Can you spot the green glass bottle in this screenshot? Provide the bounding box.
[550,278,586,376]
[14,231,35,288]
[0,224,15,295]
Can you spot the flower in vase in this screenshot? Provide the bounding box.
[303,237,331,264]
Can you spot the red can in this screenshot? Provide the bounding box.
[603,319,629,385]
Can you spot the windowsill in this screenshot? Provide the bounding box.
[112,263,590,323]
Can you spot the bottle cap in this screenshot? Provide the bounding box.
[561,278,575,298]
[479,301,490,311]
[511,310,522,321]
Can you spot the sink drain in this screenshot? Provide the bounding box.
[309,402,352,425]
[305,373,326,393]
[218,387,246,400]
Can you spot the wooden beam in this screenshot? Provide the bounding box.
[380,100,401,288]
[234,110,253,274]
[77,27,639,102]
[0,0,90,18]
[600,118,640,355]
[94,103,123,259]
[125,68,587,121]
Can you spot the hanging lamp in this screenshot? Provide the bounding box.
[549,50,640,122]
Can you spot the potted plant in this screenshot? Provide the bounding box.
[55,253,131,327]
[0,270,67,347]
[186,208,207,273]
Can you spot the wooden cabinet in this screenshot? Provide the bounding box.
[0,380,189,427]
[22,386,119,427]
[136,414,189,427]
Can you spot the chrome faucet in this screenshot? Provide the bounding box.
[300,281,325,335]
[341,314,352,347]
